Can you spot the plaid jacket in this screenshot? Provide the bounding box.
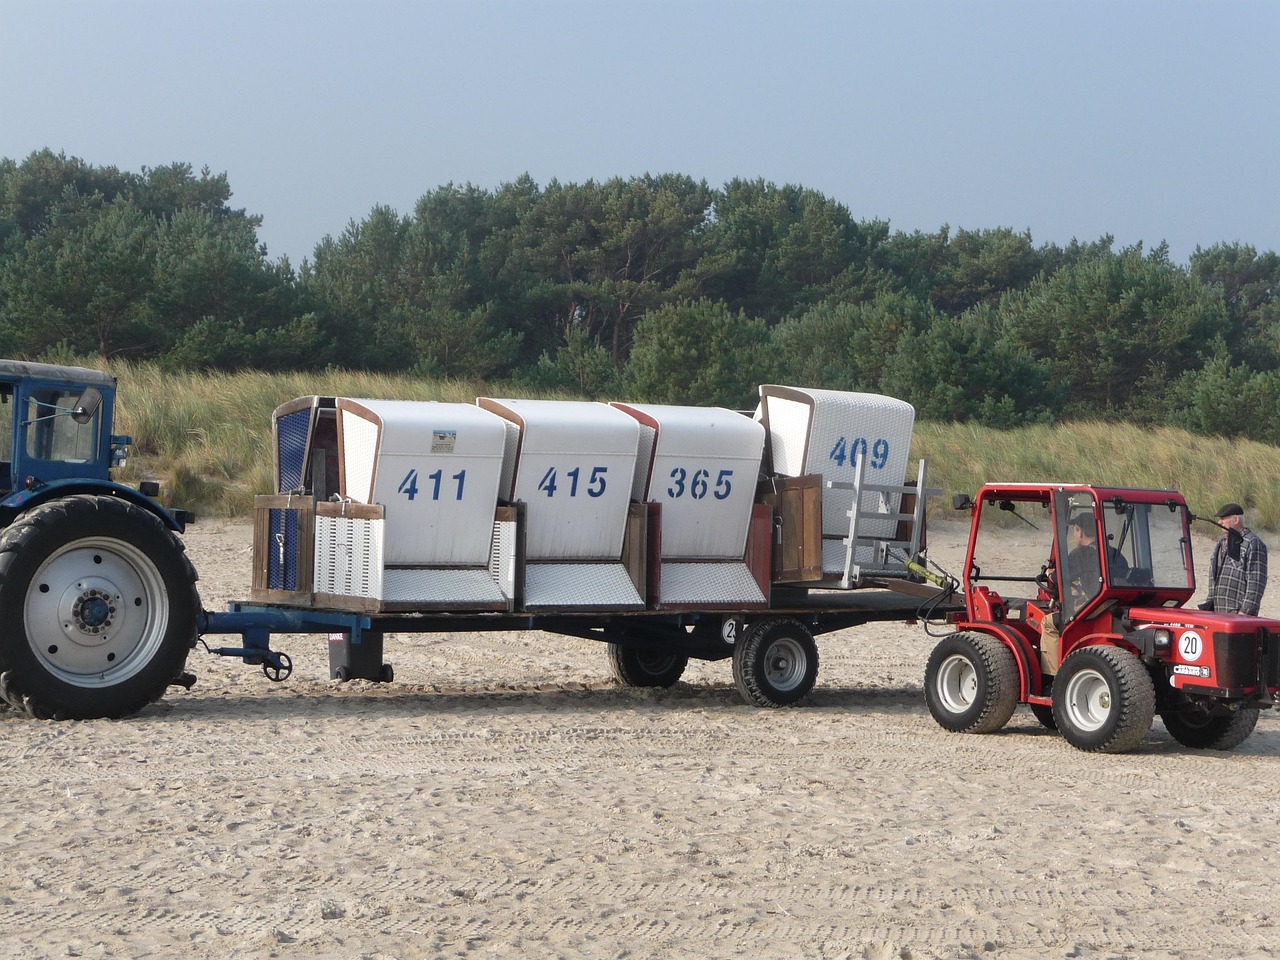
[1209,528,1268,616]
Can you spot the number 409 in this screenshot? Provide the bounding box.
[829,437,890,469]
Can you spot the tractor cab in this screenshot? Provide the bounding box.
[959,484,1196,675]
[0,359,120,501]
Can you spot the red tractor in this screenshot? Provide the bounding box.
[925,484,1278,753]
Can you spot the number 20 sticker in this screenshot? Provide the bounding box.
[1179,630,1203,662]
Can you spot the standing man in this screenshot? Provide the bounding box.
[1207,503,1268,616]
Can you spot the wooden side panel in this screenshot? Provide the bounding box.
[645,501,663,604]
[250,494,316,605]
[315,500,385,521]
[760,475,824,583]
[621,501,649,603]
[745,503,773,603]
[894,480,926,552]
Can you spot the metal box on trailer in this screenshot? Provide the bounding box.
[612,402,769,609]
[478,398,644,611]
[327,398,511,609]
[757,385,915,580]
[261,398,517,611]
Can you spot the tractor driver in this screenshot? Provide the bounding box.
[1038,513,1128,676]
[1062,512,1128,596]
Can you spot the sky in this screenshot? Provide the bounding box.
[2,0,1278,268]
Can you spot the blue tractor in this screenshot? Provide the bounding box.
[0,360,198,719]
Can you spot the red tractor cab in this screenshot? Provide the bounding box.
[925,483,1279,753]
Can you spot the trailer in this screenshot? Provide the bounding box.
[0,360,954,719]
[224,386,947,707]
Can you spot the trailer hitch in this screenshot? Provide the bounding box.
[200,641,294,682]
[196,610,297,682]
[197,606,380,684]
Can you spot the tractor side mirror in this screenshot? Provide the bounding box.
[952,493,974,511]
[72,387,102,425]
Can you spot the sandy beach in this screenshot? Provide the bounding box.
[2,517,1279,960]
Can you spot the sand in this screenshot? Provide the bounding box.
[2,518,1279,960]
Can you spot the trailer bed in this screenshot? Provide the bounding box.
[196,582,960,706]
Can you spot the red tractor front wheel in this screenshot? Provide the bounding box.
[1052,646,1155,753]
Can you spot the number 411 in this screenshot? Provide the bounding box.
[399,468,465,501]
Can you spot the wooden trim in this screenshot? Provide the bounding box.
[316,500,385,521]
[645,501,663,605]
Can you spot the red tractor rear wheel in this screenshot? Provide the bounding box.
[924,632,1019,734]
[1160,697,1260,751]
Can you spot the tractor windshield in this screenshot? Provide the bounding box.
[968,496,1056,608]
[1100,500,1194,591]
[25,388,100,464]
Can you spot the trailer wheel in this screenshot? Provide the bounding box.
[732,617,818,707]
[1052,646,1155,753]
[0,495,198,720]
[1160,700,1260,751]
[924,632,1019,734]
[607,642,688,688]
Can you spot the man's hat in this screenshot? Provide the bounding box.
[1216,502,1244,518]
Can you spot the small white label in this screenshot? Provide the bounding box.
[1179,630,1204,662]
[721,619,738,645]
[431,429,457,454]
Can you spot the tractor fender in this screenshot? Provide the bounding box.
[1,480,188,533]
[1061,627,1135,664]
[955,620,1044,699]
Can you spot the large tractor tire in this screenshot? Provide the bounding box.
[607,641,688,688]
[924,632,1019,734]
[1052,645,1155,753]
[1160,698,1260,751]
[0,495,199,720]
[732,617,818,707]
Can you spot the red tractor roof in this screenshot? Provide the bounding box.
[976,483,1186,507]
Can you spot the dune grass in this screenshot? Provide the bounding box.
[104,363,1280,529]
[912,421,1280,529]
